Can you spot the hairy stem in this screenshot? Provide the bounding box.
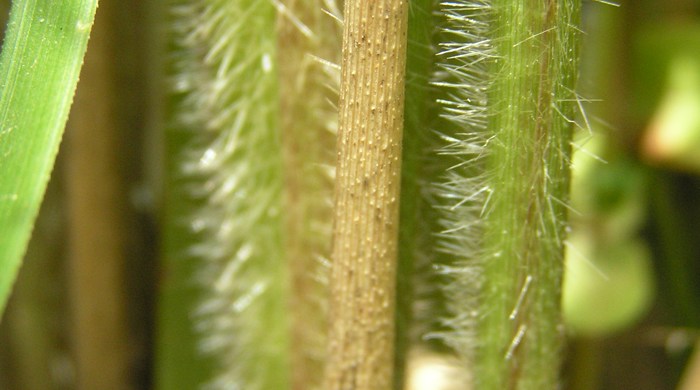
[276,0,341,389]
[157,1,288,389]
[396,0,441,387]
[428,0,580,388]
[479,1,580,388]
[323,0,408,388]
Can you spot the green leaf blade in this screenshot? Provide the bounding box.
[0,0,98,315]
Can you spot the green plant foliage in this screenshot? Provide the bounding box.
[635,24,700,169]
[563,137,655,336]
[0,0,97,315]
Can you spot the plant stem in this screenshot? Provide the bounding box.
[396,0,439,387]
[324,0,408,388]
[65,1,137,387]
[427,0,580,388]
[479,1,580,388]
[157,1,288,389]
[0,0,97,315]
[275,0,341,389]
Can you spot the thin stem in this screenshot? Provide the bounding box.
[324,0,408,388]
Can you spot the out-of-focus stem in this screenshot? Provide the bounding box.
[0,167,68,390]
[276,0,341,389]
[680,342,700,390]
[65,3,134,388]
[396,0,438,387]
[157,1,288,389]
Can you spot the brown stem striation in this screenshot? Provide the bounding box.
[324,0,408,389]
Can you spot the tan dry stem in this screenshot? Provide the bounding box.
[680,341,700,390]
[324,0,408,389]
[276,0,341,389]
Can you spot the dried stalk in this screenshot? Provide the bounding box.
[324,0,408,388]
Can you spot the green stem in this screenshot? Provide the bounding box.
[157,1,288,389]
[0,0,98,315]
[396,0,443,387]
[428,0,580,388]
[480,1,580,388]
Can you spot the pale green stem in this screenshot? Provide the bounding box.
[157,1,288,389]
[0,0,98,315]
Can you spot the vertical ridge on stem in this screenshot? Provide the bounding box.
[427,0,580,388]
[324,0,409,388]
[480,0,580,388]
